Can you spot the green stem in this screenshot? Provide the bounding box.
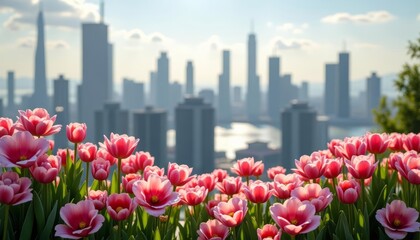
[2,205,10,240]
[118,221,122,239]
[86,162,90,195]
[256,203,262,227]
[246,176,249,186]
[74,143,78,162]
[360,179,366,207]
[117,158,122,194]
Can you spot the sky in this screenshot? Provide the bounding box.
[0,0,419,92]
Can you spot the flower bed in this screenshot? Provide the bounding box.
[0,108,419,239]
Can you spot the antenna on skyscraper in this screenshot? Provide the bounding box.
[100,0,104,23]
[250,19,254,33]
[39,0,43,11]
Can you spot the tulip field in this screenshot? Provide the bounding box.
[0,108,419,239]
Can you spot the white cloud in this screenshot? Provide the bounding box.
[17,36,70,49]
[321,11,395,24]
[270,36,319,51]
[1,0,100,30]
[353,42,381,49]
[417,14,420,21]
[111,28,172,46]
[266,21,273,28]
[275,22,308,34]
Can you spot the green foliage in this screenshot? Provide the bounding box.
[374,34,420,133]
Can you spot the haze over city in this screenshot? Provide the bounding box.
[1,0,419,90]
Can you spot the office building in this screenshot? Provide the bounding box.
[186,61,194,95]
[299,81,309,102]
[337,52,350,118]
[233,86,242,103]
[324,64,338,116]
[198,89,215,106]
[156,52,170,110]
[7,71,15,114]
[53,75,70,149]
[175,97,215,174]
[366,72,381,119]
[132,106,167,167]
[94,102,129,143]
[122,78,145,110]
[246,32,261,121]
[218,50,232,122]
[79,21,112,141]
[267,56,281,122]
[32,6,49,109]
[149,71,157,106]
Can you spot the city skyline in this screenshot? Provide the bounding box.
[1,0,419,90]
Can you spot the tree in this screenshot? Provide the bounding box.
[374,34,420,133]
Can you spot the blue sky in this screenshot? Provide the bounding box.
[0,0,419,91]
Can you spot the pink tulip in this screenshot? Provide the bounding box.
[253,162,265,177]
[213,197,248,227]
[231,157,263,177]
[96,148,117,165]
[403,133,420,152]
[131,151,154,173]
[335,137,367,160]
[87,190,108,211]
[375,200,420,239]
[0,171,32,205]
[270,197,320,236]
[216,176,243,196]
[206,199,222,218]
[243,180,272,203]
[179,186,208,206]
[293,153,326,181]
[0,131,49,168]
[48,139,55,151]
[122,173,142,194]
[66,122,87,144]
[290,183,332,213]
[365,132,389,154]
[257,224,281,240]
[132,174,180,217]
[345,154,378,179]
[102,133,139,159]
[78,143,97,163]
[336,179,360,204]
[143,165,165,180]
[121,156,137,174]
[91,158,110,181]
[270,173,303,199]
[389,152,404,170]
[328,139,344,157]
[167,162,194,187]
[197,173,217,192]
[267,166,286,180]
[388,133,404,152]
[57,148,74,166]
[212,169,228,182]
[55,200,104,239]
[106,193,137,221]
[30,154,61,184]
[323,158,343,179]
[0,117,15,138]
[15,108,61,137]
[197,219,230,240]
[395,151,420,184]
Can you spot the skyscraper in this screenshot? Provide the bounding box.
[233,86,242,103]
[156,52,170,110]
[132,106,167,167]
[53,75,70,149]
[79,22,111,140]
[169,81,183,112]
[108,43,114,100]
[175,97,215,174]
[281,100,318,170]
[32,6,49,109]
[218,50,232,123]
[186,61,194,96]
[198,89,215,106]
[149,71,157,106]
[94,102,129,143]
[299,81,309,102]
[337,52,350,118]
[324,63,338,116]
[366,72,381,119]
[267,56,281,122]
[279,74,297,112]
[122,78,145,110]
[246,32,261,122]
[7,71,15,113]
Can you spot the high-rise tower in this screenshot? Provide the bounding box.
[246,31,261,121]
[267,56,281,122]
[186,61,194,95]
[218,50,232,123]
[32,4,49,109]
[337,52,350,118]
[156,52,170,110]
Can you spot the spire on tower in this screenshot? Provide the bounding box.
[250,19,254,33]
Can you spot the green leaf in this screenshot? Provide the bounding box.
[33,191,45,233]
[153,227,161,240]
[316,225,327,240]
[40,201,58,240]
[335,211,354,240]
[111,171,118,194]
[19,202,34,240]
